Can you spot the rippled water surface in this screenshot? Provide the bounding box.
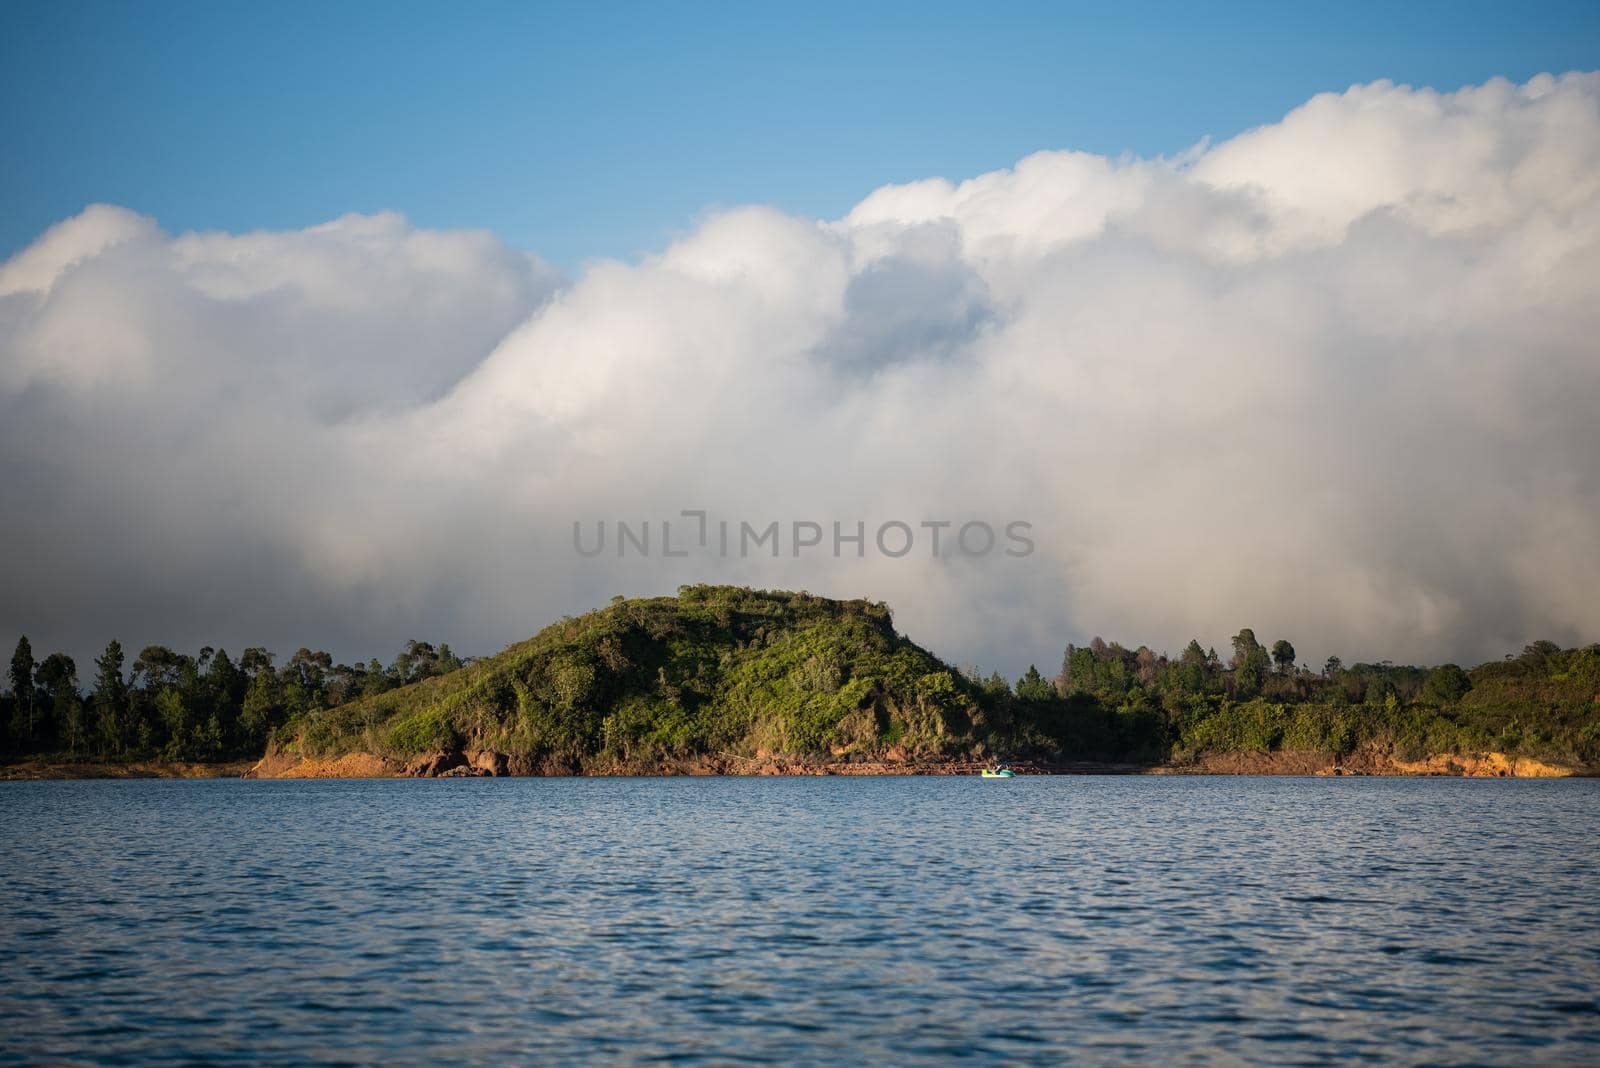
[2,777,1598,1064]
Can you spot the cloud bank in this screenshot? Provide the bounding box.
[3,73,1599,675]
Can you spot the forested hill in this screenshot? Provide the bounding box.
[282,586,976,770]
[5,585,1599,771]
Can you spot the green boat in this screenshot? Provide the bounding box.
[980,766,1015,778]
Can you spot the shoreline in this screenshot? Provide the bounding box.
[6,750,1591,780]
[0,758,258,781]
[246,745,1593,779]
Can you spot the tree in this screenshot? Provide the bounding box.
[1230,628,1262,669]
[1056,644,1075,694]
[1015,665,1053,701]
[1170,640,1205,695]
[1134,646,1161,686]
[204,649,244,749]
[361,657,395,698]
[9,636,36,750]
[325,661,367,706]
[36,653,79,753]
[392,640,433,684]
[239,670,285,751]
[239,647,276,679]
[285,648,333,699]
[1323,655,1343,678]
[92,640,128,758]
[1422,664,1472,706]
[1271,640,1296,675]
[156,687,195,758]
[1230,629,1269,698]
[391,640,460,684]
[1516,641,1562,678]
[133,645,192,692]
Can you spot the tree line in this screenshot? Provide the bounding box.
[967,630,1600,764]
[2,636,467,762]
[7,616,1598,767]
[1047,627,1508,706]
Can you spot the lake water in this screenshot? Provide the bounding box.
[2,776,1597,1065]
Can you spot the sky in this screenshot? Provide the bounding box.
[4,1,1599,267]
[3,3,1600,679]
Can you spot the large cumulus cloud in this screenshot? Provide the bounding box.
[3,73,1598,675]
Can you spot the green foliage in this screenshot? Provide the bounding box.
[272,597,1600,770]
[1166,640,1221,697]
[381,706,459,755]
[2,627,495,764]
[286,586,982,764]
[36,653,82,754]
[1015,665,1053,701]
[1281,707,1333,751]
[9,636,35,748]
[1422,663,1471,705]
[6,601,1598,772]
[1182,699,1285,753]
[1233,644,1271,699]
[92,640,128,758]
[239,672,284,752]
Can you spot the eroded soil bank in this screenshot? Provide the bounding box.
[242,746,1591,779]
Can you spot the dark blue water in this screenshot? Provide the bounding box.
[2,777,1597,1065]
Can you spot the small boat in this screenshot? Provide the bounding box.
[981,766,1015,778]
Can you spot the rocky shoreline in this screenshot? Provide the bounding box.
[240,745,1590,779]
[5,748,1588,781]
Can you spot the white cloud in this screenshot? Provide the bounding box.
[0,204,157,298]
[3,72,1599,675]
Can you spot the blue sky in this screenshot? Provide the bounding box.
[3,0,1597,268]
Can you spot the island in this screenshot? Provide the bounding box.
[4,585,1597,779]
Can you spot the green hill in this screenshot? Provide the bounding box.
[285,585,983,768]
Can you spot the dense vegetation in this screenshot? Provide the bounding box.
[1046,630,1600,765]
[0,634,466,763]
[4,586,1598,768]
[285,587,976,766]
